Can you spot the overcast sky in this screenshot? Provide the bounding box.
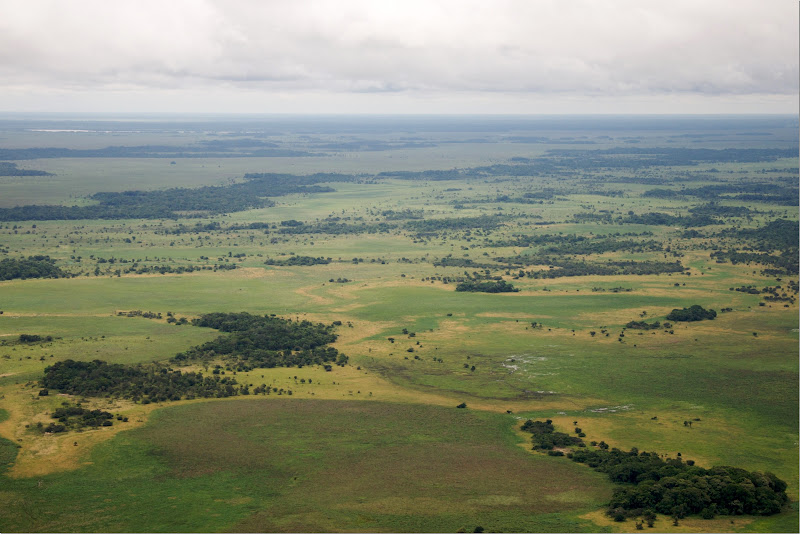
[0,0,796,114]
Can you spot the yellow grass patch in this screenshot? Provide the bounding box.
[0,385,161,478]
[547,413,720,470]
[294,284,334,305]
[475,311,550,319]
[231,267,278,280]
[581,509,753,533]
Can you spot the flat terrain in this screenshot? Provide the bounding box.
[2,399,614,533]
[0,114,797,532]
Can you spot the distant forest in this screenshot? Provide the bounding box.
[0,173,355,221]
[0,146,796,221]
[0,162,52,176]
[0,139,315,159]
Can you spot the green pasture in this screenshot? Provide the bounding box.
[0,399,612,533]
[0,272,310,316]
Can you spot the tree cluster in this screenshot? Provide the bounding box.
[18,334,53,343]
[681,184,798,206]
[404,215,503,234]
[45,404,121,432]
[173,312,346,371]
[521,419,789,519]
[41,359,240,402]
[624,321,664,330]
[516,258,686,279]
[688,203,753,218]
[711,250,798,276]
[0,256,66,281]
[713,220,799,275]
[277,221,395,235]
[455,280,519,293]
[489,231,654,249]
[571,448,789,519]
[432,257,497,269]
[619,212,721,228]
[540,238,663,256]
[666,305,717,322]
[264,256,331,266]
[117,310,162,319]
[521,419,583,450]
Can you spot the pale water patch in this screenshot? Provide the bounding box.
[587,404,634,413]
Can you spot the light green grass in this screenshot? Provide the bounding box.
[0,315,219,385]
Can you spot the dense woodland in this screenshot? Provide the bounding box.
[455,280,519,293]
[174,312,346,371]
[0,256,66,280]
[278,221,396,235]
[666,305,717,322]
[41,359,242,401]
[0,173,352,221]
[405,215,504,234]
[522,420,789,521]
[264,255,331,266]
[511,258,686,279]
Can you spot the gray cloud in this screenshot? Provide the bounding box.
[0,0,796,112]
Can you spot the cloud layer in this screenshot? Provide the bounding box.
[0,0,796,112]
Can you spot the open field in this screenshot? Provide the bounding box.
[1,399,616,533]
[0,115,797,532]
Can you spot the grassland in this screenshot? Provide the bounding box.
[1,399,617,533]
[0,115,797,532]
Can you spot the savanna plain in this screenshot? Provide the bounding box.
[0,114,797,533]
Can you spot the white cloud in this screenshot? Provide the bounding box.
[0,0,796,112]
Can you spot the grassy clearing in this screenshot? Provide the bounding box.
[0,315,219,385]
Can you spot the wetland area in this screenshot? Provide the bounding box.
[0,114,797,532]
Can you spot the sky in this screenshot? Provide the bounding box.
[0,0,797,114]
